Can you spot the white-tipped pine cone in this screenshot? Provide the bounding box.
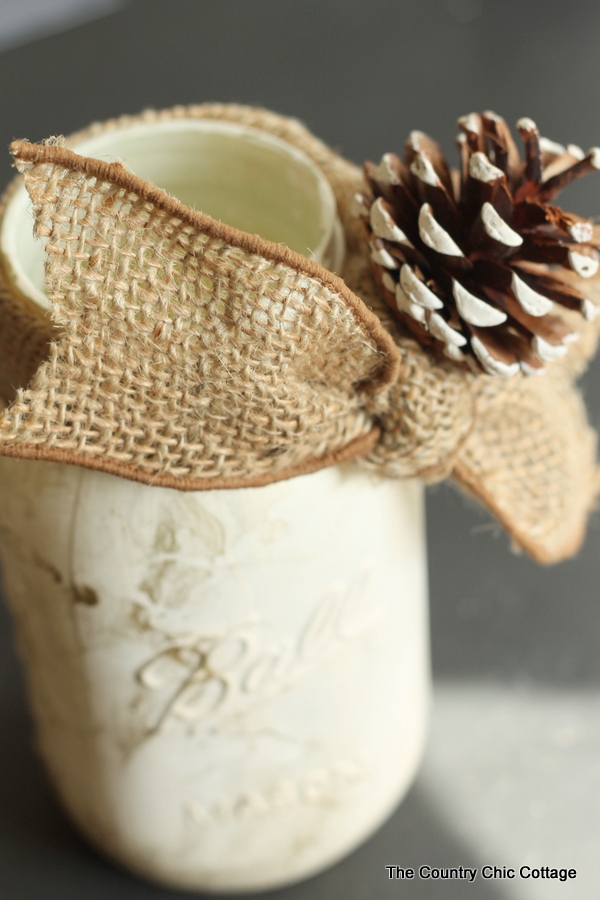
[354,111,600,376]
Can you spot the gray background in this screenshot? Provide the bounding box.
[1,1,600,898]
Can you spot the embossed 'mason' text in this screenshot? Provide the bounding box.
[184,758,366,826]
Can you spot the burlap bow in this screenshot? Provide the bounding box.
[0,105,598,563]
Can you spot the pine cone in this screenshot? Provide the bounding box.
[353,112,600,376]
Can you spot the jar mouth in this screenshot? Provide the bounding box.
[1,118,344,312]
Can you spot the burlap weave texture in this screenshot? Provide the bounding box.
[0,105,598,563]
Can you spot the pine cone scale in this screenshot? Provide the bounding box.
[481,111,521,180]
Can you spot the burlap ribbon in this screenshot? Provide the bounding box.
[0,105,598,563]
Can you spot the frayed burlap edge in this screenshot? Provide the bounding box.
[0,427,381,491]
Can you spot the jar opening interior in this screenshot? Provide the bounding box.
[1,119,340,311]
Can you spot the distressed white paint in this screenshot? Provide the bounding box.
[511,272,553,317]
[468,152,504,183]
[457,114,480,134]
[350,193,370,219]
[569,250,599,279]
[400,264,443,309]
[533,335,568,361]
[516,117,537,133]
[471,335,520,377]
[539,137,567,157]
[443,344,466,362]
[370,198,413,245]
[418,204,463,256]
[520,360,545,377]
[480,202,523,247]
[588,148,600,168]
[372,154,400,186]
[429,311,467,346]
[453,279,507,326]
[370,240,399,269]
[568,221,594,243]
[395,284,428,324]
[381,271,396,294]
[406,131,425,152]
[410,152,440,187]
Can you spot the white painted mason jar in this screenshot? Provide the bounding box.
[0,119,430,893]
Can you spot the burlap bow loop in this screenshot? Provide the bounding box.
[0,105,598,564]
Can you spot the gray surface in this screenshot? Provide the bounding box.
[1,1,600,897]
[0,0,124,52]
